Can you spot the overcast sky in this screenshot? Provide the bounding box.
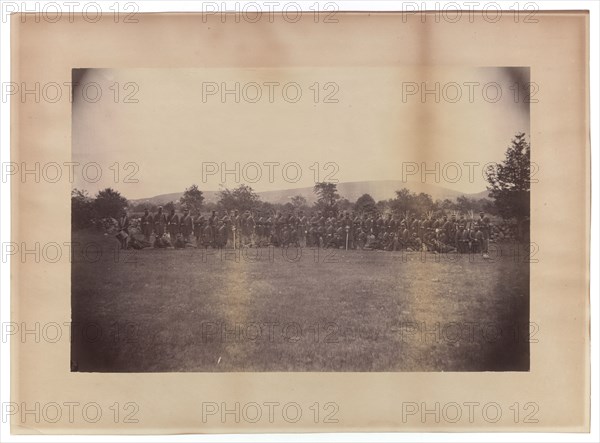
[72,67,529,200]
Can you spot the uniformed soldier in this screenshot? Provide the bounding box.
[180,208,194,245]
[208,210,218,245]
[151,207,167,248]
[215,220,227,248]
[342,213,354,249]
[202,221,213,249]
[221,211,232,248]
[264,214,273,245]
[243,211,255,247]
[409,232,422,251]
[364,214,373,234]
[194,213,206,245]
[167,208,180,245]
[307,225,315,247]
[324,222,335,248]
[357,229,367,249]
[297,211,308,248]
[256,213,264,246]
[117,209,130,249]
[401,224,410,249]
[478,212,491,258]
[459,225,471,253]
[140,208,153,241]
[316,224,325,248]
[233,210,241,248]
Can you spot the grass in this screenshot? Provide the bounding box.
[71,229,529,372]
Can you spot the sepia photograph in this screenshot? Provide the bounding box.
[6,5,591,435]
[70,66,532,372]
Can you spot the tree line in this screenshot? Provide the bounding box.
[72,132,530,231]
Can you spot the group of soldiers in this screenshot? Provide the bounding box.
[128,206,492,256]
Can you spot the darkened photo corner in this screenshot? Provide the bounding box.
[70,67,531,372]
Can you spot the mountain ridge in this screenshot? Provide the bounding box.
[130,180,490,206]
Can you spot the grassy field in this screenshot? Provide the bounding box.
[71,230,529,372]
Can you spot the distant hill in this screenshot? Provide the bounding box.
[130,180,490,207]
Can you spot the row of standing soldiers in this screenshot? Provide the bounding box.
[138,207,492,254]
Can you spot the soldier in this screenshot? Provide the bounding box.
[117,209,130,250]
[316,223,325,248]
[208,210,218,245]
[233,209,242,248]
[410,217,419,235]
[444,215,456,249]
[140,208,153,242]
[264,214,273,246]
[152,207,167,248]
[478,212,491,258]
[216,219,227,249]
[342,213,354,249]
[357,229,367,250]
[243,210,255,247]
[408,232,422,251]
[333,224,344,249]
[202,221,213,249]
[384,213,393,231]
[221,211,232,248]
[255,213,264,246]
[458,214,467,230]
[306,225,315,247]
[364,231,376,250]
[364,214,374,234]
[325,222,335,248]
[167,208,180,245]
[473,225,484,254]
[194,213,206,245]
[281,224,291,248]
[459,224,471,253]
[297,210,308,248]
[382,230,391,251]
[401,224,410,249]
[289,223,299,248]
[373,215,383,236]
[180,208,194,245]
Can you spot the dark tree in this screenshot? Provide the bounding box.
[390,188,415,214]
[290,195,308,211]
[180,184,205,215]
[218,184,260,212]
[485,132,531,237]
[71,188,96,229]
[354,193,376,214]
[93,188,128,219]
[313,182,340,215]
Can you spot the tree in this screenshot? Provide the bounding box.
[94,188,128,219]
[180,184,204,215]
[338,198,353,212]
[217,184,260,212]
[354,193,376,214]
[313,182,340,215]
[390,188,415,214]
[414,192,434,215]
[438,198,456,211]
[164,201,176,212]
[290,195,308,211]
[455,195,493,215]
[375,199,389,214]
[485,132,530,238]
[71,188,95,229]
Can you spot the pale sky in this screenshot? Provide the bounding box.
[72,67,529,199]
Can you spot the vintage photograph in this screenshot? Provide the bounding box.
[70,66,531,372]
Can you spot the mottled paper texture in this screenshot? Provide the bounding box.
[10,11,589,433]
